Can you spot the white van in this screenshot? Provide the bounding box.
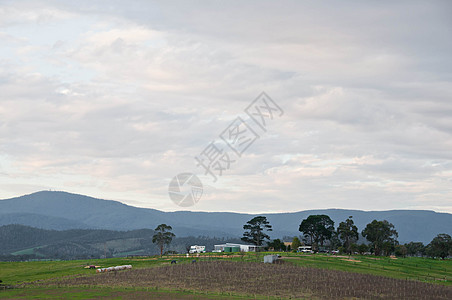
[298,246,313,253]
[189,245,206,254]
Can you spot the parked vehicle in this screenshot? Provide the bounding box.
[189,245,206,254]
[298,246,314,253]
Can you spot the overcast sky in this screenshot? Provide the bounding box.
[1,0,451,213]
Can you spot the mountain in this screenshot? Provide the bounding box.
[0,213,90,230]
[1,191,451,244]
[0,191,231,237]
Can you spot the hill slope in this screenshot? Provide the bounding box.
[1,191,451,243]
[0,224,238,259]
[0,213,90,230]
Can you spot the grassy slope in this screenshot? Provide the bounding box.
[0,253,450,299]
[279,253,452,284]
[0,257,165,285]
[0,287,259,299]
[1,254,451,286]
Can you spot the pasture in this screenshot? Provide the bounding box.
[1,253,451,299]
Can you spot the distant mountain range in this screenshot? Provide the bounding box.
[1,191,451,244]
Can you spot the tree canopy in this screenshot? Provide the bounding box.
[337,216,359,255]
[362,220,398,256]
[426,233,451,259]
[291,236,302,251]
[241,216,272,246]
[267,238,286,251]
[299,214,335,250]
[404,242,425,257]
[152,224,175,256]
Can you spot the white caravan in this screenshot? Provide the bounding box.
[189,245,206,254]
[298,246,313,253]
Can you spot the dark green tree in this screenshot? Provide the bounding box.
[291,236,302,251]
[426,234,452,259]
[350,243,359,254]
[361,220,398,256]
[267,239,286,251]
[299,215,335,251]
[358,243,368,255]
[329,231,342,251]
[152,224,175,256]
[241,216,272,247]
[404,242,425,257]
[394,244,407,257]
[382,240,397,256]
[337,216,359,255]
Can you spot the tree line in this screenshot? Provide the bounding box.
[152,215,451,259]
[236,215,452,258]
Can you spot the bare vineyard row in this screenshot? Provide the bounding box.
[39,261,452,299]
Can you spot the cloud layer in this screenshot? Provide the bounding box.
[0,0,451,213]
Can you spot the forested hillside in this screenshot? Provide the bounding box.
[0,224,239,261]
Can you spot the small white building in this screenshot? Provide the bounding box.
[214,243,262,252]
[264,255,278,263]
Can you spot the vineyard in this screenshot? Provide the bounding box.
[1,254,451,299]
[35,261,452,299]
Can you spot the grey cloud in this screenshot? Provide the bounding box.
[0,0,451,213]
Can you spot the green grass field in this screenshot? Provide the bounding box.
[0,257,168,286]
[279,253,452,284]
[1,253,451,299]
[0,286,261,299]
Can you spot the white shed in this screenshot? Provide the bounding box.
[213,243,262,252]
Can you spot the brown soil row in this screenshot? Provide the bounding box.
[35,261,452,299]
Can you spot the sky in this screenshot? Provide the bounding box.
[0,0,451,213]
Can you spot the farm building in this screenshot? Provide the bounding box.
[214,243,262,252]
[283,242,292,249]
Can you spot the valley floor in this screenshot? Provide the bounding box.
[1,253,451,299]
